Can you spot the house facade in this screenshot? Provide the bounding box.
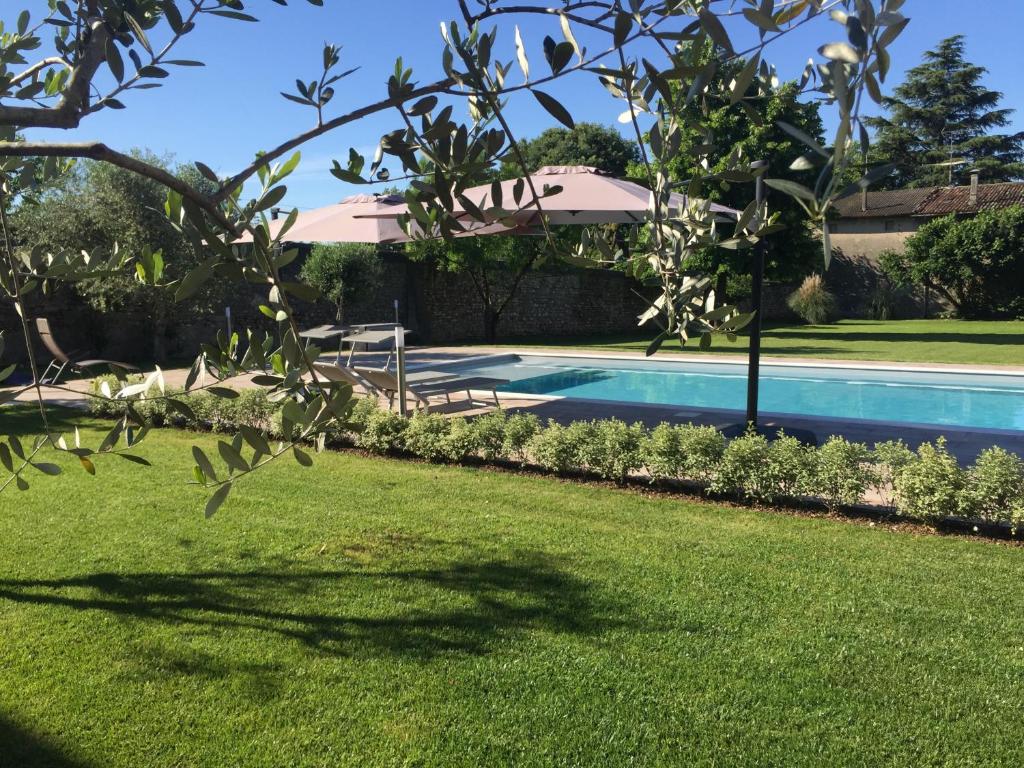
[826,174,1024,316]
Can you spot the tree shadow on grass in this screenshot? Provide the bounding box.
[0,714,92,768]
[763,329,1024,346]
[1,404,84,436]
[733,344,847,357]
[0,554,629,662]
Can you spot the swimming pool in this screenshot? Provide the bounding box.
[438,354,1024,431]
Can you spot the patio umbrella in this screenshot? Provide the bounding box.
[237,193,410,244]
[356,166,737,226]
[238,193,531,245]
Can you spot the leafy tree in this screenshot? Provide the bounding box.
[500,123,639,178]
[879,206,1024,318]
[299,243,384,322]
[640,47,826,301]
[12,154,219,362]
[865,35,1024,188]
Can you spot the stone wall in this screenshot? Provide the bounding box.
[0,255,654,364]
[408,263,654,342]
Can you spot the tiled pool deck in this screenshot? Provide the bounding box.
[7,345,1024,463]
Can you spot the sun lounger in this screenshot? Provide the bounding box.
[35,318,139,384]
[310,362,380,397]
[353,367,508,412]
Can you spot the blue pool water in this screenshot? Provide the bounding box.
[441,354,1024,431]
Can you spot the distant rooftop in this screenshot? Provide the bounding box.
[833,180,1024,219]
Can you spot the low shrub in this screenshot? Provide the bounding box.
[583,419,645,482]
[810,436,874,511]
[87,373,142,418]
[135,393,176,427]
[892,438,965,521]
[564,421,599,470]
[186,390,274,433]
[770,431,814,499]
[471,410,508,461]
[677,424,727,485]
[84,375,1024,531]
[347,396,379,431]
[529,421,579,474]
[401,412,452,462]
[442,417,482,463]
[962,447,1024,524]
[871,439,915,508]
[502,412,541,462]
[357,408,408,454]
[641,423,684,481]
[88,374,187,426]
[228,389,277,431]
[712,430,773,501]
[787,274,837,325]
[712,430,811,503]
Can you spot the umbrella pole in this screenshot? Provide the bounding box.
[745,161,768,429]
[395,325,408,417]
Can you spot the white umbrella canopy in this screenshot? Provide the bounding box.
[238,192,531,245]
[237,193,411,244]
[471,165,737,224]
[357,166,737,226]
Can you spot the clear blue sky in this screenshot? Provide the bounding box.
[19,0,1024,209]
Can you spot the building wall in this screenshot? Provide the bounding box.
[823,217,945,318]
[828,216,920,261]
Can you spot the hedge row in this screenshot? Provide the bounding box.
[88,376,1024,531]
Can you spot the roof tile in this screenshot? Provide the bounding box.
[833,181,1024,219]
[914,182,1024,216]
[832,187,939,218]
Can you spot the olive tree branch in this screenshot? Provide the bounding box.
[0,195,54,441]
[0,141,236,233]
[86,1,206,116]
[0,441,46,493]
[211,77,459,204]
[0,16,110,129]
[8,57,74,88]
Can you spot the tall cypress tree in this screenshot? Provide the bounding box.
[866,35,1024,188]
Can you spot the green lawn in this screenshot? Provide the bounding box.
[3,410,1024,766]
[481,319,1024,366]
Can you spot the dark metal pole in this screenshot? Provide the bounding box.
[395,325,408,417]
[746,161,768,428]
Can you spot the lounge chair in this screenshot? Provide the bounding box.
[353,367,508,412]
[310,362,380,397]
[35,318,139,385]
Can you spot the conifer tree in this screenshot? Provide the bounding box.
[866,35,1024,188]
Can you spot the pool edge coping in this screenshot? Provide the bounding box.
[421,345,1024,377]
